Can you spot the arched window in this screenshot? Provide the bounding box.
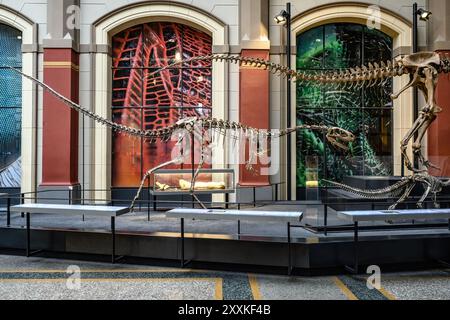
[0,24,22,187]
[111,22,212,187]
[296,23,393,190]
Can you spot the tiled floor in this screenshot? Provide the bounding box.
[0,255,449,300]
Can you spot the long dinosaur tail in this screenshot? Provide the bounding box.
[323,178,412,199]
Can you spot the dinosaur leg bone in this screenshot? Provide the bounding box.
[412,67,440,171]
[400,115,429,172]
[423,67,442,113]
[130,156,184,212]
[189,131,209,193]
[130,133,187,212]
[432,192,440,208]
[388,183,416,210]
[417,183,432,209]
[185,123,210,210]
[413,111,438,170]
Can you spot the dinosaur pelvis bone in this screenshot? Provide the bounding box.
[398,51,441,70]
[392,52,441,102]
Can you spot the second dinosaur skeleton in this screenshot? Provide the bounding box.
[325,174,450,210]
[10,67,355,211]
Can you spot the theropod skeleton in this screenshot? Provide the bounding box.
[10,66,355,210]
[150,52,450,209]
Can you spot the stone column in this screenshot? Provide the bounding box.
[40,0,81,203]
[427,0,450,177]
[239,0,271,186]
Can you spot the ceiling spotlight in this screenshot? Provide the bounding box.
[274,10,290,25]
[417,8,432,21]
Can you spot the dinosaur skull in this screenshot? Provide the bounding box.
[326,127,355,151]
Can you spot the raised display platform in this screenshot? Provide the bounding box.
[0,205,449,275]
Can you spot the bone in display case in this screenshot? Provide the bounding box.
[151,169,235,195]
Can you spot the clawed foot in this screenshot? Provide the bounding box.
[388,204,398,211]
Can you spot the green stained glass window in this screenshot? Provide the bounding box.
[296,23,393,191]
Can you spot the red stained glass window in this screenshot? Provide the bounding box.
[111,22,212,187]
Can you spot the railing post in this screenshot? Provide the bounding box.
[21,193,25,218]
[225,193,229,210]
[6,197,11,227]
[147,176,151,221]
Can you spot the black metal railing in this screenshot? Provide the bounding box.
[1,187,450,235]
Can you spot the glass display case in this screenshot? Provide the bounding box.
[305,156,319,201]
[151,169,235,195]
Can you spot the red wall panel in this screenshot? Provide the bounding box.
[428,50,450,177]
[239,49,270,186]
[41,49,79,186]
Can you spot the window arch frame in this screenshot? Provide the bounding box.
[0,23,24,187]
[93,2,228,202]
[285,3,413,200]
[0,5,37,196]
[295,22,394,189]
[110,21,214,188]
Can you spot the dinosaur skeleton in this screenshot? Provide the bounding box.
[153,52,450,209]
[12,50,448,210]
[9,67,355,211]
[325,174,450,210]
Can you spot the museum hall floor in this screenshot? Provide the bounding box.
[0,254,449,300]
